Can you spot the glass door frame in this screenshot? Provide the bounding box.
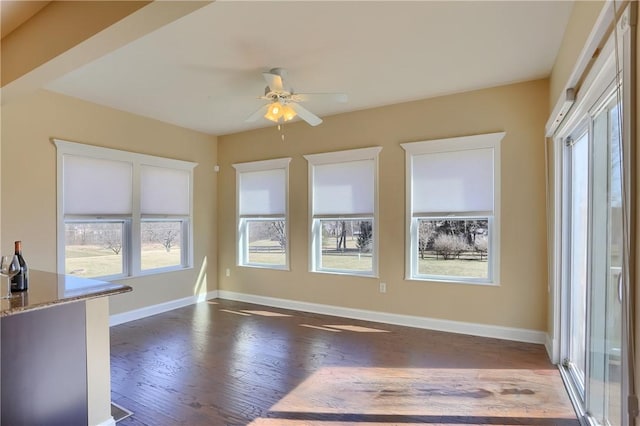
[550,4,634,424]
[560,121,591,405]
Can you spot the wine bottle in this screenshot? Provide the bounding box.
[10,240,28,292]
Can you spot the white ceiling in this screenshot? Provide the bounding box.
[45,1,573,136]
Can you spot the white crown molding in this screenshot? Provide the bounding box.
[232,157,291,172]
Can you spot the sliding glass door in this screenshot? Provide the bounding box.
[564,128,589,396]
[553,4,632,425]
[586,97,623,426]
[560,92,624,425]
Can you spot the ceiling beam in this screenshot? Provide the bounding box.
[1,1,212,104]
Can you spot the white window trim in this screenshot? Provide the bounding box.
[401,132,504,286]
[54,139,197,279]
[233,157,291,270]
[304,146,382,277]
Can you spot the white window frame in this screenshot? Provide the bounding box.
[304,146,382,277]
[233,157,291,270]
[401,132,503,285]
[54,139,196,279]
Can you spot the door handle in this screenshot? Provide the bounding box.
[618,271,623,303]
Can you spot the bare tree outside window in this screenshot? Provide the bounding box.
[141,221,182,270]
[416,218,489,279]
[433,234,469,260]
[64,222,125,277]
[356,221,372,253]
[319,219,373,272]
[104,232,122,255]
[244,219,286,266]
[418,220,435,259]
[474,235,488,260]
[270,221,287,250]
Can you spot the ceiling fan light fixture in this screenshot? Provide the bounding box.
[264,102,284,122]
[246,68,345,127]
[282,104,297,121]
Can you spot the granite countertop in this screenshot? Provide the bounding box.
[0,270,132,317]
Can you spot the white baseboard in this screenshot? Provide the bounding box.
[217,290,547,345]
[546,334,560,364]
[110,288,547,345]
[110,290,219,326]
[94,416,116,426]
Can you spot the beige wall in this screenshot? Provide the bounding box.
[218,79,549,332]
[549,0,605,108]
[0,89,218,315]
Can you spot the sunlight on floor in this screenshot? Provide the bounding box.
[324,325,389,333]
[241,310,292,317]
[220,309,251,316]
[247,367,577,425]
[300,324,342,332]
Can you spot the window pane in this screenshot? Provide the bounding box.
[65,222,124,278]
[416,218,489,280]
[245,220,286,266]
[141,221,183,270]
[319,219,373,273]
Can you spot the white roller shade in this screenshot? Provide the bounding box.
[313,160,374,215]
[239,169,286,216]
[141,165,191,215]
[412,148,494,213]
[64,155,132,215]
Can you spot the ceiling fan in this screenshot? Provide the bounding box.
[245,68,347,127]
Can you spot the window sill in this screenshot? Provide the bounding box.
[406,275,499,287]
[312,269,378,279]
[239,264,290,271]
[99,265,194,282]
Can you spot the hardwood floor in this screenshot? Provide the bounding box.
[110,299,578,426]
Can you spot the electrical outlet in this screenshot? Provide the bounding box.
[379,282,387,293]
[225,268,230,277]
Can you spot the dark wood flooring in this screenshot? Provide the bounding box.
[110,299,578,426]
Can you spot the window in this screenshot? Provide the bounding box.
[233,158,291,269]
[64,221,128,277]
[401,133,503,285]
[304,147,382,276]
[140,165,191,271]
[55,139,196,279]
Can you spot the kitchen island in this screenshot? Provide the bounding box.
[0,270,131,426]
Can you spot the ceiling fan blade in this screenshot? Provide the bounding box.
[245,104,268,122]
[294,93,348,103]
[263,72,284,92]
[289,103,322,126]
